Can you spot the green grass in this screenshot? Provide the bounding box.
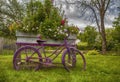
[0,54,120,82]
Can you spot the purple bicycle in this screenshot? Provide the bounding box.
[13,32,86,72]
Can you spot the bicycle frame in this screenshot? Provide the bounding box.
[35,38,76,63]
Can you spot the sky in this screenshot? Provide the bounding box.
[53,0,120,29]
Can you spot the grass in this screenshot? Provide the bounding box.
[0,53,120,82]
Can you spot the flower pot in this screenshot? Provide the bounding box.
[16,31,39,43]
[68,34,77,40]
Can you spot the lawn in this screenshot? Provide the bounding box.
[0,54,120,82]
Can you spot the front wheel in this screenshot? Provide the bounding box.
[62,48,86,72]
[13,46,42,71]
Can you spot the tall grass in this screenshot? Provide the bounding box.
[0,54,120,82]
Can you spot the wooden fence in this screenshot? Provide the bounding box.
[0,37,16,54]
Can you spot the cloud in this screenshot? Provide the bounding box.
[54,0,119,28]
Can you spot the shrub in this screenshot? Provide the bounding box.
[112,43,120,55]
[86,50,100,55]
[77,42,88,50]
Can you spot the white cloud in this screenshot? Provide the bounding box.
[54,0,119,28]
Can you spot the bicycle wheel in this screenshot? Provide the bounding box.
[62,48,86,72]
[13,46,42,71]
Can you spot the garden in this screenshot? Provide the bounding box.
[0,0,120,82]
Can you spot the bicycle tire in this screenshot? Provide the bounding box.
[13,46,42,71]
[62,47,86,72]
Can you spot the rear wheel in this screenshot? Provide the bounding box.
[62,48,86,72]
[13,46,42,71]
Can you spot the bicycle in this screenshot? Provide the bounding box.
[13,31,86,72]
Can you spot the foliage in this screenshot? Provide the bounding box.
[77,42,88,50]
[39,1,67,40]
[40,18,67,40]
[8,0,68,40]
[112,43,120,55]
[112,13,120,43]
[44,0,53,17]
[86,50,100,55]
[67,25,79,35]
[0,0,24,39]
[111,13,120,54]
[105,28,115,51]
[0,0,79,40]
[0,24,16,39]
[64,0,118,53]
[11,1,46,34]
[78,26,98,49]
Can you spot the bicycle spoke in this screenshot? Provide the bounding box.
[62,48,86,72]
[13,46,42,71]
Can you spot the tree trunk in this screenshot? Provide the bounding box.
[100,11,107,54]
[101,28,107,54]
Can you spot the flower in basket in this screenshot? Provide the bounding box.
[39,18,68,40]
[61,18,67,26]
[67,25,79,35]
[8,21,23,34]
[12,1,46,34]
[11,0,76,41]
[39,0,68,40]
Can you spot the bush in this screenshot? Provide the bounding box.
[112,43,120,55]
[77,42,88,50]
[85,50,100,55]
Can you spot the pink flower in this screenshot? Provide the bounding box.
[61,20,65,26]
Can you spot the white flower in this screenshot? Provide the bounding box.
[58,27,60,29]
[23,27,25,29]
[60,30,62,33]
[36,27,39,29]
[64,29,67,32]
[66,34,68,36]
[32,28,35,30]
[54,35,56,37]
[49,29,52,31]
[57,29,59,31]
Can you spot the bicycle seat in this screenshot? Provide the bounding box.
[36,39,46,44]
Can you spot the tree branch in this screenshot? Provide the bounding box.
[96,0,101,8]
[104,0,111,13]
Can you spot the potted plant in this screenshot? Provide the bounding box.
[67,26,79,40]
[11,0,78,44]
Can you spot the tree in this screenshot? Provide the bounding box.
[105,28,114,51]
[112,11,120,53]
[0,0,25,38]
[78,25,98,49]
[113,13,120,43]
[64,0,118,54]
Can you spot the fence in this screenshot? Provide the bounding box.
[0,37,16,55]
